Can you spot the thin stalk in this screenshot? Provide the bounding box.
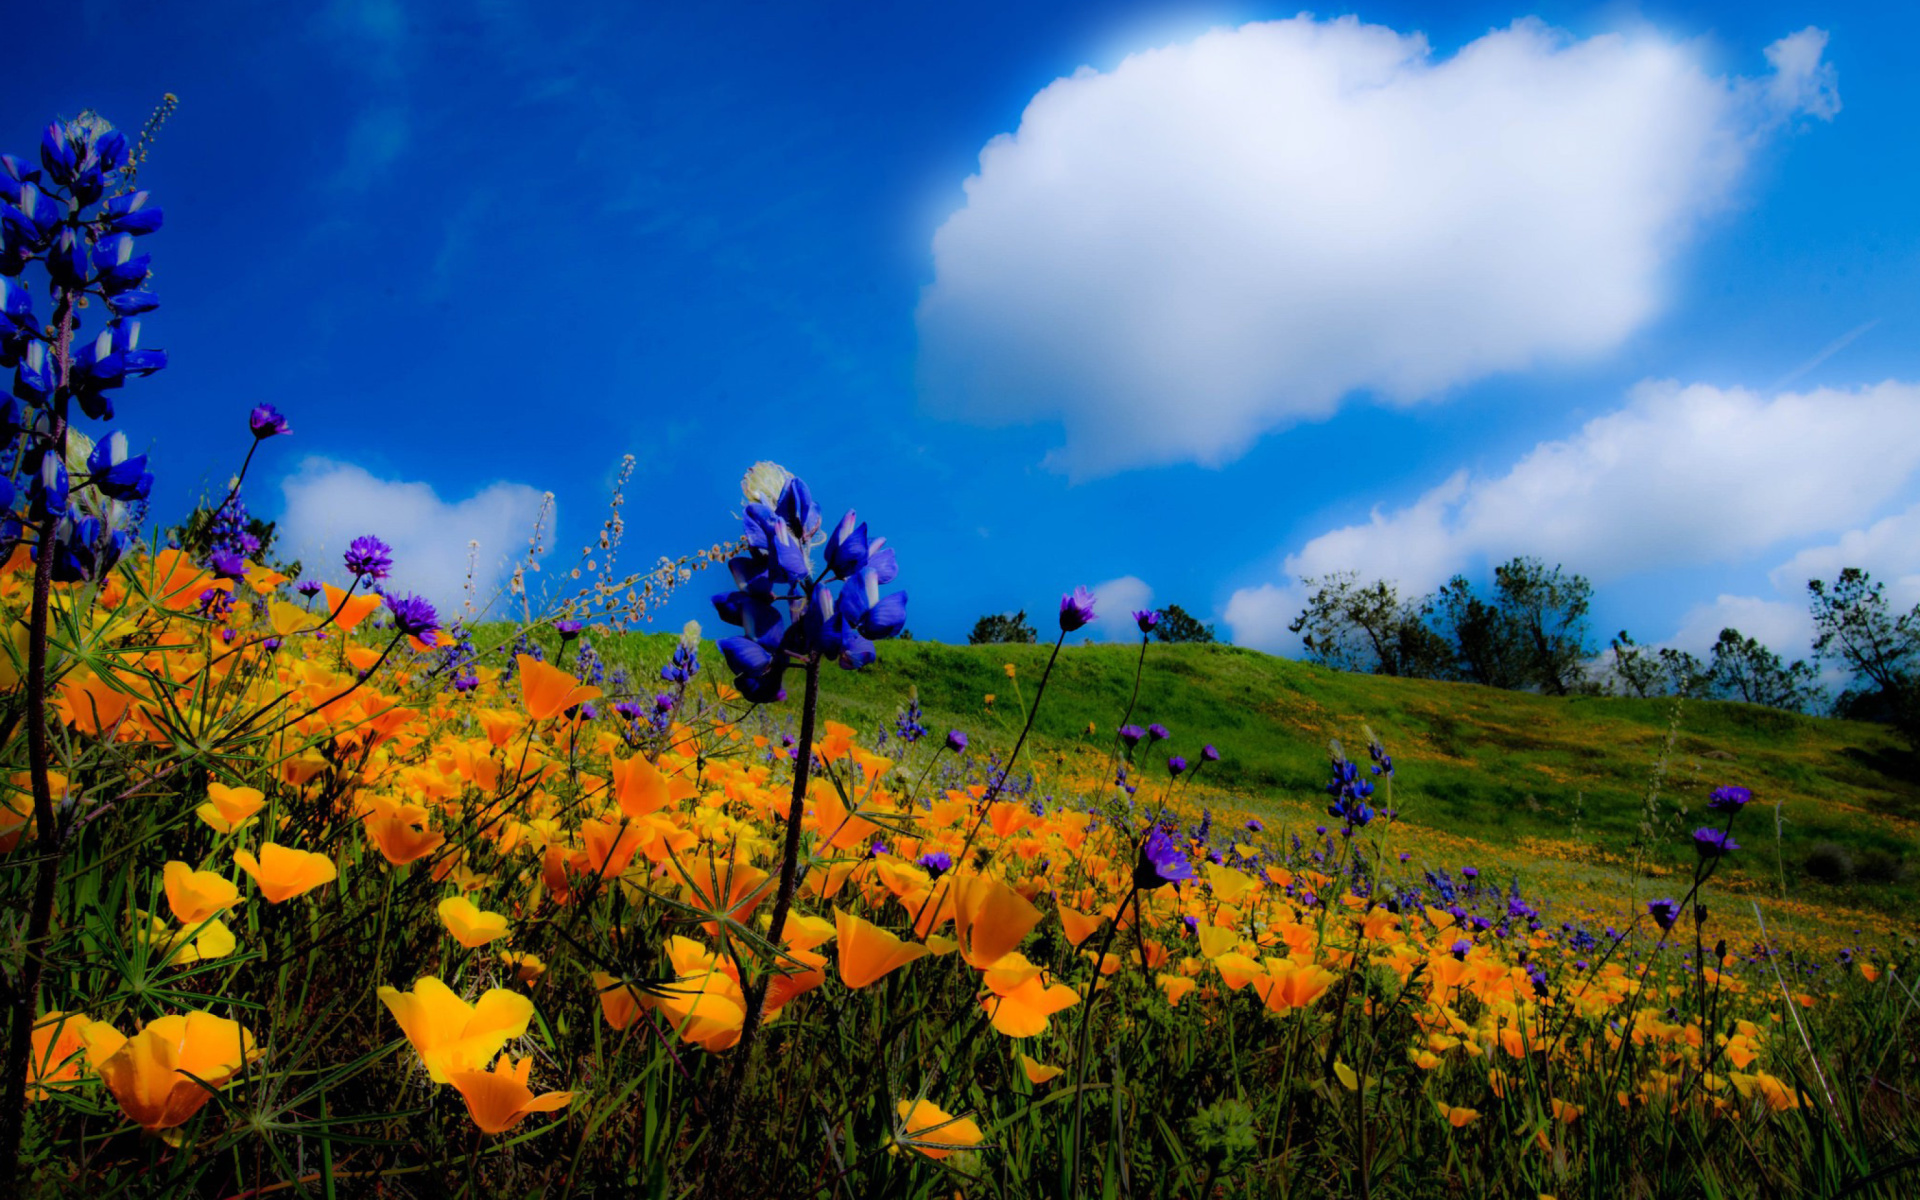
[0,293,74,1196]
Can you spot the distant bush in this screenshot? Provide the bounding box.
[968,609,1037,644]
[1803,841,1854,883]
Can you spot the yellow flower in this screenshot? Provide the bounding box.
[161,861,238,926]
[834,909,930,988]
[28,1011,96,1101]
[1002,663,1016,679]
[82,1012,261,1131]
[894,1097,983,1160]
[437,896,511,948]
[196,782,266,833]
[233,843,338,902]
[377,976,534,1083]
[447,1054,572,1134]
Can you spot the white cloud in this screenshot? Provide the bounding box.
[1089,575,1153,641]
[919,17,1837,478]
[1667,594,1814,658]
[1225,380,1920,651]
[1769,503,1920,611]
[277,458,553,617]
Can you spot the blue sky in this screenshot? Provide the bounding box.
[11,1,1920,660]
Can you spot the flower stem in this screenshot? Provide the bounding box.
[0,294,73,1194]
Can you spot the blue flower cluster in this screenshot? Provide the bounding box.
[2,112,168,581]
[711,468,906,703]
[1324,751,1376,834]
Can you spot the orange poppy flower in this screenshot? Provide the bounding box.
[377,976,534,1083]
[981,968,1080,1038]
[516,655,600,721]
[28,1011,96,1101]
[1437,1101,1480,1128]
[233,843,338,902]
[895,1098,983,1160]
[317,583,381,632]
[835,909,930,988]
[162,861,239,926]
[1157,975,1197,1007]
[145,548,218,612]
[438,896,511,948]
[82,1012,262,1131]
[447,1054,573,1134]
[362,795,445,865]
[1018,1054,1065,1085]
[610,753,696,819]
[950,875,1041,970]
[669,853,771,937]
[197,782,267,833]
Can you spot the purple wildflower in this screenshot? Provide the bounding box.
[1059,585,1097,632]
[1691,827,1740,858]
[1135,825,1195,888]
[344,535,393,581]
[1707,785,1752,813]
[946,730,968,753]
[385,593,439,640]
[248,403,290,439]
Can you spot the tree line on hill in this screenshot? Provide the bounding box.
[1285,559,1920,746]
[967,604,1217,645]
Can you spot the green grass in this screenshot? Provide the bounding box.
[511,628,1920,924]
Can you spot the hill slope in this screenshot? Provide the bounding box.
[505,630,1920,933]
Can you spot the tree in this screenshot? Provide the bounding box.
[968,610,1036,645]
[1288,573,1444,676]
[1431,575,1523,688]
[1706,627,1822,712]
[1492,557,1594,696]
[1658,647,1711,699]
[1808,568,1920,737]
[1608,631,1664,698]
[1154,603,1216,644]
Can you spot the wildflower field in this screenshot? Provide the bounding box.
[4,111,1920,1200]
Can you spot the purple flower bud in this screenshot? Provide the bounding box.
[1059,585,1097,632]
[1133,608,1160,634]
[248,403,290,439]
[1202,744,1219,763]
[945,730,968,753]
[1147,723,1169,742]
[1167,755,1187,777]
[555,619,583,640]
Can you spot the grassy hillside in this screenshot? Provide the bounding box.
[491,628,1920,937]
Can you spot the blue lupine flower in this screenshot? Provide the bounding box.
[894,696,927,743]
[86,431,151,501]
[44,512,129,583]
[28,453,67,521]
[711,469,906,699]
